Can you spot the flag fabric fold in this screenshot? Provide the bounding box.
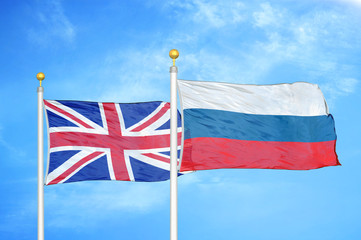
[44,100,182,185]
[178,79,340,172]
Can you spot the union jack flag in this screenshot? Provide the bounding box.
[44,100,182,185]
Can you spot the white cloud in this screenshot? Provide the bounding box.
[96,47,171,103]
[315,76,356,104]
[245,3,361,98]
[50,1,360,107]
[0,182,37,235]
[0,202,36,234]
[321,77,359,106]
[43,46,174,103]
[167,1,360,102]
[333,0,361,7]
[253,2,283,27]
[0,126,26,158]
[164,0,246,28]
[192,0,245,27]
[293,26,316,45]
[178,172,299,226]
[45,181,169,228]
[337,78,358,93]
[27,0,75,45]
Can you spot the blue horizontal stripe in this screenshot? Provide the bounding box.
[183,109,336,142]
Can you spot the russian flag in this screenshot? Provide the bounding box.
[178,80,340,171]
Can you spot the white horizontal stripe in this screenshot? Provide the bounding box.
[130,146,181,154]
[122,127,182,136]
[178,80,329,116]
[49,127,108,134]
[49,146,110,153]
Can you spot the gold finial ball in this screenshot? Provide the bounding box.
[169,49,179,60]
[36,72,45,81]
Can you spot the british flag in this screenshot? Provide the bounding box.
[44,100,182,185]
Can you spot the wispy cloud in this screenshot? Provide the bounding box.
[0,201,36,235]
[160,1,361,99]
[332,0,361,7]
[41,45,172,103]
[45,181,169,228]
[247,3,361,99]
[320,77,359,107]
[178,172,299,226]
[164,0,246,28]
[253,2,284,28]
[0,126,26,158]
[94,47,172,102]
[27,0,75,46]
[337,78,358,93]
[50,0,360,107]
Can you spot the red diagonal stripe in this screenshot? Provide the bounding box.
[131,103,170,132]
[48,151,103,185]
[48,101,183,183]
[44,100,93,129]
[143,153,170,163]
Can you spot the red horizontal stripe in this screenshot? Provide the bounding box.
[180,138,340,171]
[49,131,182,149]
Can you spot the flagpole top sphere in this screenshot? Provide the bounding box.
[37,72,45,87]
[37,72,45,81]
[169,49,179,66]
[169,49,179,60]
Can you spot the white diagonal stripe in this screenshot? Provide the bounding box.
[124,152,135,181]
[98,102,109,134]
[46,100,106,131]
[138,109,171,133]
[115,103,127,133]
[126,102,167,132]
[46,150,106,184]
[127,150,170,171]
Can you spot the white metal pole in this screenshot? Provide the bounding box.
[169,50,179,240]
[37,73,45,240]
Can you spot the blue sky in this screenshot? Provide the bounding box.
[1,0,361,239]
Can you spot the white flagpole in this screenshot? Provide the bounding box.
[37,72,45,240]
[169,49,179,240]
